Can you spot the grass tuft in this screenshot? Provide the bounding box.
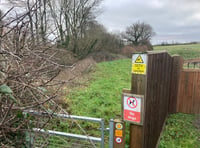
[159,113,200,148]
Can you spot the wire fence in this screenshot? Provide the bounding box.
[184,58,200,69]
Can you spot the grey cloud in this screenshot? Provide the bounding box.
[97,0,200,44]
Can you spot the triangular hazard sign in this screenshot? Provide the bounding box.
[135,55,144,63]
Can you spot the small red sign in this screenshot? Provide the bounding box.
[124,109,141,123]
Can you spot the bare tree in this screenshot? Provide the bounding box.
[25,0,49,44]
[47,0,102,54]
[3,0,103,56]
[123,21,155,46]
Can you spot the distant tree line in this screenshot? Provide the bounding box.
[2,0,156,57]
[1,0,156,57]
[1,0,124,57]
[156,41,200,46]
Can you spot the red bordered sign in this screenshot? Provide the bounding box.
[127,97,137,109]
[122,94,144,125]
[115,137,122,144]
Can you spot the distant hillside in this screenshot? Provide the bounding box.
[153,43,200,59]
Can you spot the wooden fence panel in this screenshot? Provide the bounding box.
[168,56,184,114]
[193,72,200,113]
[143,52,173,148]
[177,70,200,114]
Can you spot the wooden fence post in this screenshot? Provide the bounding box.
[112,119,126,148]
[129,74,146,148]
[129,53,147,148]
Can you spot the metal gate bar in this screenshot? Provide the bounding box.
[33,128,101,142]
[24,110,105,148]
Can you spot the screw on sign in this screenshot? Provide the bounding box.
[127,97,137,109]
[115,137,122,144]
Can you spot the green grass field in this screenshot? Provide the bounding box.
[69,59,131,121]
[154,43,200,59]
[67,49,199,147]
[63,43,200,147]
[68,59,132,146]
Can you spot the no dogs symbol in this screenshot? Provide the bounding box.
[127,97,137,109]
[115,137,122,144]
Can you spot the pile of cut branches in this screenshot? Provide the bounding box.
[0,6,73,147]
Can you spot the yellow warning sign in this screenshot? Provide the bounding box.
[115,130,123,137]
[135,55,144,63]
[132,54,147,75]
[132,63,146,74]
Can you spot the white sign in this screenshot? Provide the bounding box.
[115,137,122,144]
[123,94,143,124]
[124,96,141,112]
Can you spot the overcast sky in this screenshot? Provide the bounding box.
[1,0,200,45]
[97,0,200,44]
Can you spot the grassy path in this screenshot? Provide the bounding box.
[69,59,131,121]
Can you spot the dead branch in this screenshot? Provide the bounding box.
[0,1,75,147]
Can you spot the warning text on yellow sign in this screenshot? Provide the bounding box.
[132,63,146,74]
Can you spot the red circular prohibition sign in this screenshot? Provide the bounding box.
[127,97,137,109]
[115,137,122,144]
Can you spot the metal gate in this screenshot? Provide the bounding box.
[24,110,114,148]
